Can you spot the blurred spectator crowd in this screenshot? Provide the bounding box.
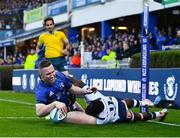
[0,26,179,67]
[0,0,56,30]
[0,0,179,68]
[0,0,55,15]
[0,50,25,65]
[82,27,180,61]
[83,28,141,61]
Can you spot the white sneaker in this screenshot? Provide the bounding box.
[158,108,168,122]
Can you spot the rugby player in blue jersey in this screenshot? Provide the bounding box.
[35,60,97,124]
[35,60,168,125]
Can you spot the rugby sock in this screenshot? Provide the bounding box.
[131,112,156,122]
[142,112,156,121]
[133,99,139,107]
[154,111,160,118]
[127,99,152,107]
[131,112,142,122]
[125,99,140,108]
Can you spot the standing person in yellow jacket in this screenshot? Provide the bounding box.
[37,16,70,75]
[24,49,38,70]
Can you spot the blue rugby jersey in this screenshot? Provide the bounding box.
[35,71,73,111]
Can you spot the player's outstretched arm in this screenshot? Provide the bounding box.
[63,111,97,125]
[69,84,93,95]
[36,101,67,117]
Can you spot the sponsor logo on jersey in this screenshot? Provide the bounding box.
[49,91,54,97]
[59,82,65,89]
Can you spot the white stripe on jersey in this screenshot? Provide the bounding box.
[85,90,105,104]
[85,91,120,125]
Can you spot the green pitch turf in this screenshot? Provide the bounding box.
[0,91,180,137]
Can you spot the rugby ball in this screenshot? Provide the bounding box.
[50,108,66,123]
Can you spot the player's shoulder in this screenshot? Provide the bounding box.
[36,80,46,89]
[55,31,65,35]
[35,80,49,94]
[56,71,66,79]
[39,33,48,38]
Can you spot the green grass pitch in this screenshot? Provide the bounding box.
[0,91,180,137]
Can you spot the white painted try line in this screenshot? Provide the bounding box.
[148,120,180,127]
[0,98,34,106]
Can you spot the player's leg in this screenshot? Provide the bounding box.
[63,111,97,125]
[124,99,139,108]
[50,108,97,125]
[124,99,153,109]
[129,108,168,122]
[129,111,155,122]
[155,108,168,122]
[47,57,65,72]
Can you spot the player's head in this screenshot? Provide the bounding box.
[39,60,56,85]
[43,16,55,33]
[85,99,104,117]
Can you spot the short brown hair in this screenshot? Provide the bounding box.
[39,60,52,69]
[43,16,54,25]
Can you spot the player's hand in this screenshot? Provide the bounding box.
[85,87,97,94]
[90,87,97,92]
[62,49,68,55]
[55,101,68,116]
